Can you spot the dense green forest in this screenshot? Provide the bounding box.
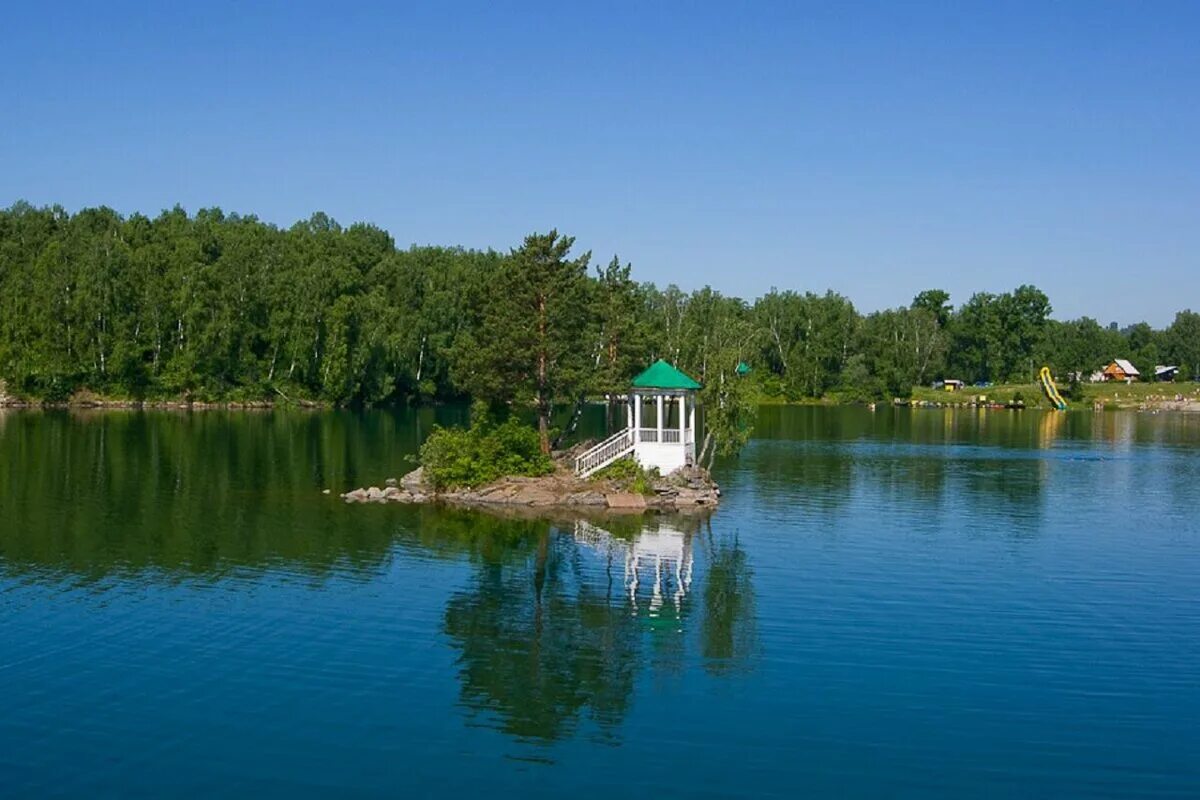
[2,202,1198,414]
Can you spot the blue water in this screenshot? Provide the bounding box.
[1,407,1198,797]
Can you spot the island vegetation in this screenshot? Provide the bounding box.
[2,202,1197,428]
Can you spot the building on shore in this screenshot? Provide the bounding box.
[1154,365,1180,382]
[1101,359,1140,382]
[575,360,702,477]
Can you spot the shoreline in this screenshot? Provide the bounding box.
[339,464,722,515]
[3,384,1199,415]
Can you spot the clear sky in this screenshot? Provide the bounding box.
[2,1,1196,325]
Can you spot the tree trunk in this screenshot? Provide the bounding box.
[536,293,550,453]
[537,403,551,454]
[552,395,586,450]
[698,431,714,468]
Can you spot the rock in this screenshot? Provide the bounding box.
[366,487,384,501]
[383,486,401,499]
[401,468,426,492]
[606,493,647,510]
[342,488,368,503]
[565,491,607,507]
[385,478,399,488]
[510,487,558,506]
[322,489,331,495]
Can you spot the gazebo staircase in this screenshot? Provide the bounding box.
[574,428,635,477]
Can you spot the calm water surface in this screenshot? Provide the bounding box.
[1,406,1198,798]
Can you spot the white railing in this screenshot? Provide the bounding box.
[575,428,636,477]
[637,428,688,444]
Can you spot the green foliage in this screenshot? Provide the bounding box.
[452,230,592,452]
[0,202,1191,410]
[589,456,642,481]
[418,403,554,490]
[698,356,756,467]
[753,289,857,398]
[591,256,652,396]
[951,285,1051,385]
[1165,311,1200,380]
[589,456,659,495]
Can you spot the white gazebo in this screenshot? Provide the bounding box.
[575,360,701,477]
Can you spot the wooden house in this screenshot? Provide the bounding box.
[1101,359,1140,382]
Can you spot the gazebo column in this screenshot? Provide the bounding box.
[656,395,664,442]
[689,402,696,439]
[626,396,633,430]
[634,394,642,432]
[679,393,686,441]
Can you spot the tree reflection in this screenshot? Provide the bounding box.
[442,513,759,744]
[700,521,758,674]
[442,527,639,743]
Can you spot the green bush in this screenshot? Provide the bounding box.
[419,403,553,490]
[590,456,659,495]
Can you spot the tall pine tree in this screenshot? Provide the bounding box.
[454,231,592,452]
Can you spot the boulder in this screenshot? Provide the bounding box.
[401,468,426,492]
[606,493,647,510]
[342,488,368,503]
[510,487,558,506]
[385,477,399,488]
[565,491,607,507]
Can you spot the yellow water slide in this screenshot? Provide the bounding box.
[1039,366,1067,410]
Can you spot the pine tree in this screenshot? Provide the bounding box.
[454,231,592,453]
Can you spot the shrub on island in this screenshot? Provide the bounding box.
[419,403,554,490]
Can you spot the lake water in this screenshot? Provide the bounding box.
[2,406,1198,798]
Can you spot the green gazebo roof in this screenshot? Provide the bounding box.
[631,359,702,390]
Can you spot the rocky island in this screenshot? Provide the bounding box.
[339,455,721,514]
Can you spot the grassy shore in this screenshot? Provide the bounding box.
[910,381,1200,410]
[753,380,1200,411]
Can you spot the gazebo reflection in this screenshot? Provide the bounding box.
[442,510,755,744]
[573,517,695,620]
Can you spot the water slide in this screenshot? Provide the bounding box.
[1039,366,1067,410]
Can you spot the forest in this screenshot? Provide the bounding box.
[1,202,1198,415]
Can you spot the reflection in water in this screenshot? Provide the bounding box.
[1037,409,1065,449]
[443,527,639,744]
[3,407,1200,795]
[0,412,761,748]
[443,514,757,743]
[574,518,694,620]
[700,524,757,673]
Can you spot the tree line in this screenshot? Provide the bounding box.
[2,203,1197,421]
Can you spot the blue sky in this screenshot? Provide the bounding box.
[2,1,1197,325]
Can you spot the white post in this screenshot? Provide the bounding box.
[689,400,696,440]
[626,396,633,430]
[656,394,664,442]
[634,394,642,432]
[679,393,686,441]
